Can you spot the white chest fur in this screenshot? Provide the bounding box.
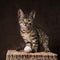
[20,30,36,43]
[20,31,31,42]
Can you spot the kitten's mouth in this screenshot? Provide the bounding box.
[21,26,28,31]
[20,26,31,32]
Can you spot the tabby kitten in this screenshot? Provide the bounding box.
[18,9,50,52]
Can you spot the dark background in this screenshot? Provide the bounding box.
[0,0,60,60]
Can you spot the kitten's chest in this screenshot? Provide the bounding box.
[22,32,30,39]
[20,30,38,42]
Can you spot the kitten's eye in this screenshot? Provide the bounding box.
[18,15,20,19]
[29,23,31,25]
[28,20,30,22]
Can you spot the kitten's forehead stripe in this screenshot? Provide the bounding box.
[24,14,28,18]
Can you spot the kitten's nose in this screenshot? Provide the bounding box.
[25,23,27,26]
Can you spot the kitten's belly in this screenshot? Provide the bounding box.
[20,31,38,43]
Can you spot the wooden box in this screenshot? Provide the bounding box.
[6,50,58,60]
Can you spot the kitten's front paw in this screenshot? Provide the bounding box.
[24,46,32,52]
[44,48,50,52]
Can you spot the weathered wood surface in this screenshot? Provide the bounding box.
[6,50,58,60]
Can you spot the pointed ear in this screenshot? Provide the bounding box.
[29,11,36,19]
[18,9,24,18]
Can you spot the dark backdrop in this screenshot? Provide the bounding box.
[0,0,60,60]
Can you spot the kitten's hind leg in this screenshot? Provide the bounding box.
[43,43,50,52]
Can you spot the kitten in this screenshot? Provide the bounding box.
[18,9,50,52]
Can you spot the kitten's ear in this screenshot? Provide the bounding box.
[18,9,24,18]
[29,10,36,19]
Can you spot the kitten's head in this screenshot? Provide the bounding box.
[18,9,35,28]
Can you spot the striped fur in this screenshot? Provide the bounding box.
[18,9,50,52]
